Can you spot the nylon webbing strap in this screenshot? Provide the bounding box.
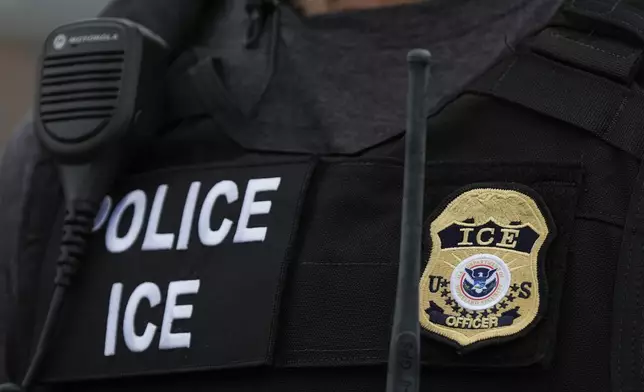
[467,52,644,159]
[564,0,644,44]
[528,27,643,83]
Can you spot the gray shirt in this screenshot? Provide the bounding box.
[200,0,563,153]
[0,0,562,381]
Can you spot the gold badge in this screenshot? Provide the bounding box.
[419,184,555,351]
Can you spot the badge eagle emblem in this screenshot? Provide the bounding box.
[419,184,555,351]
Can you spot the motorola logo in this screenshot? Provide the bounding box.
[53,34,67,50]
[68,33,119,45]
[53,32,119,51]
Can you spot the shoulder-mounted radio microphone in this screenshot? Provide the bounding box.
[35,18,167,204]
[0,1,217,390]
[1,18,167,392]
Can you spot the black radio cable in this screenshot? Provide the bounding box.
[21,200,98,388]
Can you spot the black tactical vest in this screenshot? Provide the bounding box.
[7,0,644,391]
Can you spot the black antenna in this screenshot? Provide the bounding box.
[386,48,431,392]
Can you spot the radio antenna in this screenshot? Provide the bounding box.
[386,48,431,392]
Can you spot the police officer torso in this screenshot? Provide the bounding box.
[5,0,644,391]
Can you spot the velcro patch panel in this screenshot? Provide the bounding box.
[36,160,314,382]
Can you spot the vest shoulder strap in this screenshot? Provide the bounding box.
[468,0,644,160]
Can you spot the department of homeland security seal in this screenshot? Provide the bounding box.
[451,253,511,311]
[419,184,555,351]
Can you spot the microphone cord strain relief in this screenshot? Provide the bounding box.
[54,200,99,287]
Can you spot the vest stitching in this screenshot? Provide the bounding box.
[548,31,639,59]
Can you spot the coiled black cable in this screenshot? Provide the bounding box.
[20,201,98,390]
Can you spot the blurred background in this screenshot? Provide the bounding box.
[0,0,110,153]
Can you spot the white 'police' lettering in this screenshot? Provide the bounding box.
[198,180,238,246]
[177,182,201,250]
[103,280,201,356]
[106,190,147,253]
[142,185,176,251]
[102,177,282,253]
[234,178,281,243]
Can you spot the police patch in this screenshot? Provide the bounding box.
[419,184,555,351]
